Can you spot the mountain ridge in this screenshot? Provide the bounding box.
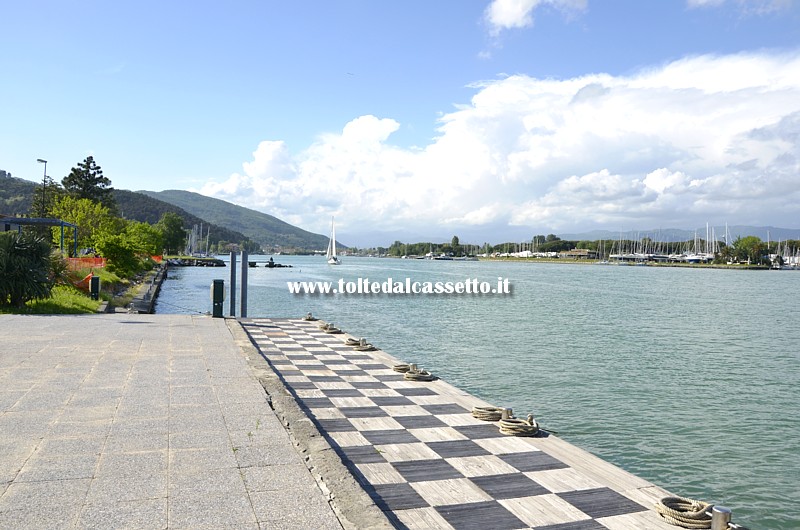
[138,190,331,251]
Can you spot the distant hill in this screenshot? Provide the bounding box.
[0,173,254,250]
[113,189,253,249]
[138,190,331,251]
[0,171,35,215]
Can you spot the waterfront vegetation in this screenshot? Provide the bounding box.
[0,230,135,314]
[0,157,169,313]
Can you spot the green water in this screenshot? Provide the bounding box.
[157,256,800,529]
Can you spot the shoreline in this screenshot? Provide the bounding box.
[478,257,771,270]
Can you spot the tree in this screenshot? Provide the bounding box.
[124,221,164,256]
[94,233,140,276]
[0,232,53,308]
[732,236,768,265]
[49,196,121,254]
[451,235,461,256]
[241,239,262,253]
[28,176,65,240]
[62,156,116,212]
[156,212,186,255]
[30,176,64,218]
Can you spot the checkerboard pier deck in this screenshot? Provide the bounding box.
[241,318,676,530]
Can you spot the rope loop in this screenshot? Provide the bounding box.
[354,338,376,351]
[392,363,411,373]
[318,322,342,334]
[471,406,505,422]
[404,368,435,382]
[498,413,539,437]
[654,496,713,529]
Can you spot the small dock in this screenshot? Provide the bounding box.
[240,318,677,530]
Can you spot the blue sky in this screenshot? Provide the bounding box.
[2,0,799,245]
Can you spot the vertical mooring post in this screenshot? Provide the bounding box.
[240,250,248,318]
[89,275,101,301]
[211,279,224,318]
[710,506,732,530]
[229,251,237,317]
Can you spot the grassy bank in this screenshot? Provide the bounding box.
[0,265,155,315]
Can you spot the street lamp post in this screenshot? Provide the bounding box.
[36,159,47,217]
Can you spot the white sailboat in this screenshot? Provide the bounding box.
[326,217,341,265]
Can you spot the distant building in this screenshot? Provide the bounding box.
[559,248,598,260]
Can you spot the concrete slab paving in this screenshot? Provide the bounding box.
[0,314,347,530]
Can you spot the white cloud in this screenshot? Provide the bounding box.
[484,0,790,40]
[198,50,800,245]
[484,0,588,36]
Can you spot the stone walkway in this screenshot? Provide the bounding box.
[0,314,344,530]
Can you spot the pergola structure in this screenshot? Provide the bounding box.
[0,217,78,255]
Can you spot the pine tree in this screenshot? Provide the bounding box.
[62,156,117,212]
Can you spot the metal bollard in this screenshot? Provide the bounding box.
[240,250,248,318]
[710,506,732,530]
[211,279,224,318]
[229,252,237,316]
[89,275,101,300]
[501,408,513,420]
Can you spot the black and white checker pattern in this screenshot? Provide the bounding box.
[241,318,662,530]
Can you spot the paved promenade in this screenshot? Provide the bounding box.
[0,314,352,529]
[0,313,681,529]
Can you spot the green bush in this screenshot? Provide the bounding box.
[0,232,54,308]
[95,233,140,276]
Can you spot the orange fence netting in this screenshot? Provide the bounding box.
[66,257,107,271]
[66,256,162,270]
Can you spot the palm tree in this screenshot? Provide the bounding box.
[0,232,53,307]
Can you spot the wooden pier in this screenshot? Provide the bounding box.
[240,318,678,529]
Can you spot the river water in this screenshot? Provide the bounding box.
[156,255,800,529]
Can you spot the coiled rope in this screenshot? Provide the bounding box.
[392,363,435,381]
[471,406,505,422]
[345,337,360,346]
[654,497,712,529]
[354,338,376,351]
[405,368,435,381]
[318,322,342,334]
[499,414,539,437]
[471,406,542,437]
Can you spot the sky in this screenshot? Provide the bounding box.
[2,0,800,246]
